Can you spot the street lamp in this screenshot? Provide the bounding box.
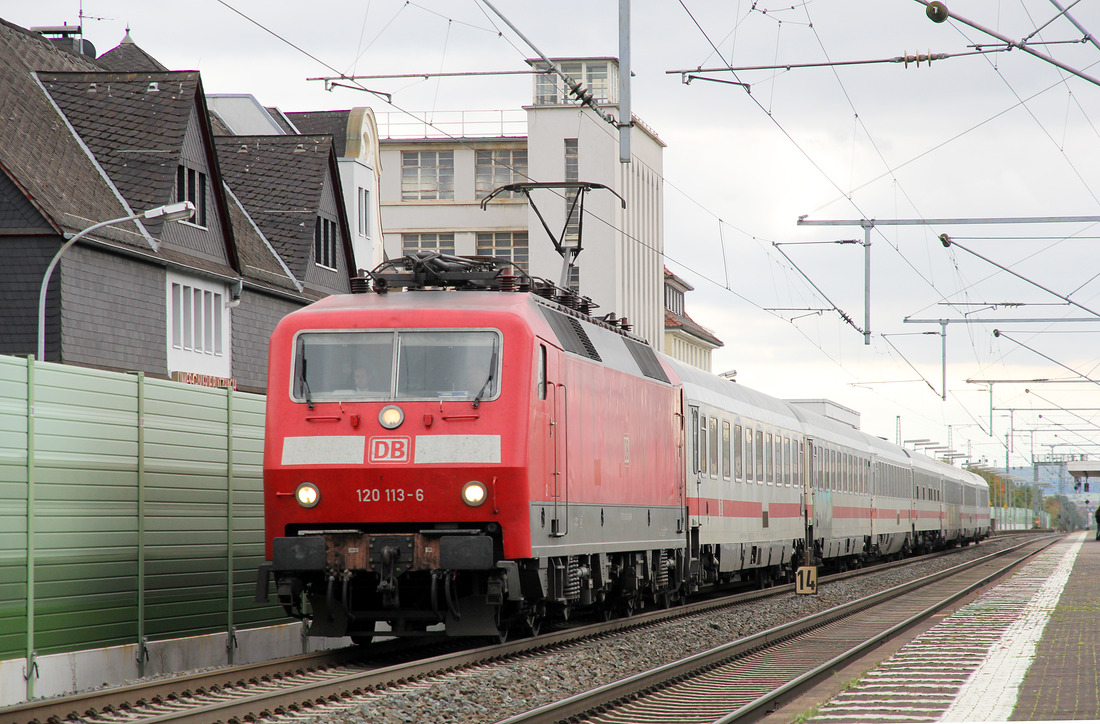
[37,201,195,362]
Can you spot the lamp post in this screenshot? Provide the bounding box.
[37,201,195,362]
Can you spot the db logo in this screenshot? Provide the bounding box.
[369,436,411,463]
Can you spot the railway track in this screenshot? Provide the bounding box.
[2,534,1044,724]
[497,534,1058,724]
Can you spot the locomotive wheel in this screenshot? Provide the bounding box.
[350,620,377,646]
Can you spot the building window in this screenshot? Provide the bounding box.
[314,216,337,268]
[476,231,528,272]
[476,149,528,198]
[665,286,684,315]
[175,165,208,226]
[533,59,618,106]
[401,150,454,201]
[358,188,371,237]
[402,233,455,256]
[564,139,579,246]
[567,266,580,291]
[171,282,224,355]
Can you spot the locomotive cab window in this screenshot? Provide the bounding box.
[291,329,501,403]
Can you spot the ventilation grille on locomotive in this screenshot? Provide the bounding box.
[625,338,669,383]
[540,307,602,362]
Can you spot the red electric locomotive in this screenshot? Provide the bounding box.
[257,253,990,642]
[257,255,684,640]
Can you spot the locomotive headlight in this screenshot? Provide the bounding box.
[295,482,320,508]
[461,480,488,507]
[379,405,404,429]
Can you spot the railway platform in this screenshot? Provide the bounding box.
[763,531,1100,723]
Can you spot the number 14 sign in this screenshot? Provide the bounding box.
[796,566,818,595]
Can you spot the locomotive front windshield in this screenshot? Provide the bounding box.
[292,329,500,403]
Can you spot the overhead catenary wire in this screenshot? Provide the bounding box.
[211,0,1100,458]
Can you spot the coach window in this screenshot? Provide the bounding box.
[765,433,773,484]
[755,429,764,483]
[734,424,743,481]
[691,407,700,474]
[781,437,788,486]
[745,427,754,483]
[778,436,785,485]
[700,414,708,476]
[722,421,731,480]
[709,417,719,478]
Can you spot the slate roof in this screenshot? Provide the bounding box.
[284,110,350,157]
[0,19,137,242]
[37,71,195,238]
[223,184,305,297]
[95,30,169,72]
[0,17,334,306]
[214,134,337,278]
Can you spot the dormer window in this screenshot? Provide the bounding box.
[666,285,684,315]
[314,216,337,268]
[175,165,207,227]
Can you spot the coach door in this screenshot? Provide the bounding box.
[546,347,568,537]
[810,441,833,543]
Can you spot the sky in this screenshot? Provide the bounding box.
[9,0,1100,483]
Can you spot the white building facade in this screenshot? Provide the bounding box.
[378,57,667,350]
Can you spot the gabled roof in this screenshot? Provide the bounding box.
[214,134,346,278]
[37,71,195,233]
[0,18,136,241]
[35,69,241,275]
[223,184,305,297]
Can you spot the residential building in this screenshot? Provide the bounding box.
[0,20,355,392]
[207,98,386,273]
[663,268,723,372]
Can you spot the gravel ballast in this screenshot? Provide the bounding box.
[296,536,1034,724]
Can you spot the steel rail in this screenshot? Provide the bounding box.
[1,534,1034,724]
[497,535,1058,724]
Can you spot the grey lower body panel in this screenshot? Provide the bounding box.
[529,502,685,558]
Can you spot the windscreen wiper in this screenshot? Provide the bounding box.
[299,357,314,410]
[472,338,498,409]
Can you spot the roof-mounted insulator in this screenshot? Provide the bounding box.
[350,274,371,294]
